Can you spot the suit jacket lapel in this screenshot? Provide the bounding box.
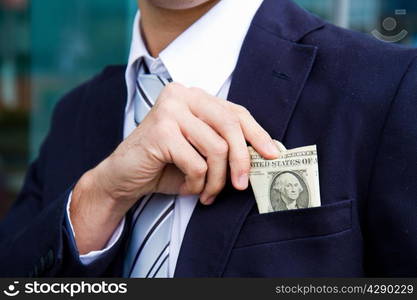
[83,67,127,171]
[228,29,319,143]
[174,0,324,277]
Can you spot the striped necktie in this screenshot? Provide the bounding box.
[133,61,172,125]
[123,60,175,278]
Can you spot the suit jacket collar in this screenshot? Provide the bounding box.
[253,0,325,43]
[174,0,324,277]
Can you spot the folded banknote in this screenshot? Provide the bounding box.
[248,141,321,213]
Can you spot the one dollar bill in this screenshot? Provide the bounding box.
[248,141,321,214]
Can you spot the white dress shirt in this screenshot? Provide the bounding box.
[67,0,264,277]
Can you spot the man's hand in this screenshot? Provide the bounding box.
[70,82,279,254]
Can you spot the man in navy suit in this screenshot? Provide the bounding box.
[1,0,416,277]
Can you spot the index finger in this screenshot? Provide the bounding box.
[225,102,279,160]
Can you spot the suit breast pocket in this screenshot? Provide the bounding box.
[224,199,362,277]
[235,199,352,248]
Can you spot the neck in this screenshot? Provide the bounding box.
[138,0,219,57]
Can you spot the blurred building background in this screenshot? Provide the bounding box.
[0,0,416,217]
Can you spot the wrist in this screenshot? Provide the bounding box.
[72,168,130,220]
[70,169,127,254]
[94,155,148,204]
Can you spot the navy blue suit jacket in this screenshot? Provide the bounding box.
[1,0,417,277]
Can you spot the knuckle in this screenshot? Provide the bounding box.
[222,113,240,128]
[231,154,251,171]
[191,162,208,177]
[155,95,181,115]
[235,104,250,115]
[157,101,176,115]
[211,140,228,156]
[154,119,174,137]
[187,88,206,104]
[252,128,270,141]
[165,81,182,92]
[188,184,204,195]
[252,128,267,140]
[161,82,183,99]
[188,87,205,96]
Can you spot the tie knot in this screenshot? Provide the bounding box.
[137,74,168,102]
[134,72,172,125]
[134,58,173,125]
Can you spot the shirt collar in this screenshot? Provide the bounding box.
[125,0,264,110]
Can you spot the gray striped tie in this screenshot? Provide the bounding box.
[123,62,175,278]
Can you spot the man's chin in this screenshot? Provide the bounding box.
[147,0,215,10]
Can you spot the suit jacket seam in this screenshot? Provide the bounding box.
[252,21,326,44]
[232,227,352,250]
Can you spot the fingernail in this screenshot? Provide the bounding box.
[200,196,213,205]
[205,196,215,205]
[238,174,248,189]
